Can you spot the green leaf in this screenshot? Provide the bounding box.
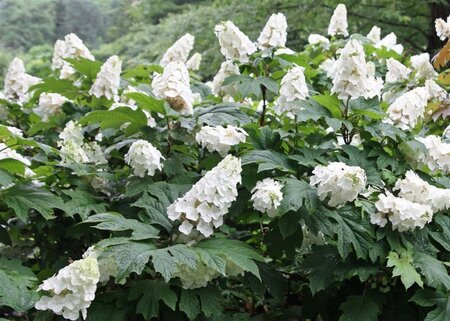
[278,178,319,214]
[179,289,201,320]
[2,184,65,221]
[411,290,450,321]
[126,92,166,115]
[195,103,251,126]
[223,75,261,97]
[0,159,25,175]
[414,252,450,291]
[102,240,156,283]
[241,150,294,173]
[79,107,148,135]
[63,190,107,220]
[339,294,381,321]
[311,92,342,118]
[349,97,384,120]
[85,213,159,240]
[429,214,450,251]
[194,287,223,317]
[30,77,80,99]
[387,251,423,290]
[65,57,102,80]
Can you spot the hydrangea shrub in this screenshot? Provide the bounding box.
[2,4,450,321]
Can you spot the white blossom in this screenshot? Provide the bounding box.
[82,247,119,284]
[214,21,256,62]
[394,170,450,212]
[196,125,247,156]
[89,56,122,101]
[310,162,366,207]
[186,52,202,71]
[374,32,403,54]
[35,257,100,321]
[160,33,195,66]
[124,140,164,177]
[330,39,383,100]
[319,58,336,77]
[275,66,309,117]
[2,125,23,137]
[35,93,68,121]
[385,58,411,83]
[367,26,381,43]
[52,40,67,70]
[251,178,283,217]
[425,79,447,101]
[167,155,241,238]
[0,143,32,175]
[152,61,194,116]
[435,16,450,41]
[417,135,450,173]
[211,60,240,96]
[257,13,288,49]
[3,58,41,103]
[410,53,437,81]
[308,34,330,48]
[327,4,348,37]
[372,191,433,232]
[173,261,220,289]
[385,86,429,130]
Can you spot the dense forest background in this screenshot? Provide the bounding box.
[0,0,449,81]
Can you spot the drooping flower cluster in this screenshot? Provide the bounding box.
[385,58,411,83]
[214,21,256,62]
[160,33,195,66]
[35,257,100,321]
[385,86,429,130]
[410,53,437,81]
[210,60,240,96]
[3,58,41,103]
[371,192,433,232]
[330,39,383,100]
[35,93,68,121]
[124,140,164,177]
[435,15,450,41]
[417,135,450,173]
[173,261,220,289]
[196,125,247,156]
[425,79,447,101]
[186,52,202,71]
[89,56,122,101]
[52,34,95,79]
[58,121,107,166]
[310,162,367,207]
[308,34,330,48]
[82,247,119,284]
[327,4,348,37]
[167,155,242,237]
[367,27,403,54]
[394,170,450,212]
[250,178,283,217]
[276,66,309,117]
[257,13,288,49]
[152,61,194,115]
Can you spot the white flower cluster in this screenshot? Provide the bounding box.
[385,86,428,130]
[167,155,242,237]
[35,93,68,121]
[124,140,164,177]
[0,143,34,177]
[82,247,119,284]
[410,53,437,81]
[385,58,411,83]
[435,16,450,41]
[366,26,381,43]
[152,61,194,116]
[251,178,283,217]
[417,135,450,173]
[214,21,256,62]
[173,261,220,289]
[425,79,447,101]
[330,39,383,100]
[52,34,95,79]
[276,66,309,117]
[160,33,195,66]
[308,34,330,48]
[210,61,240,96]
[196,125,247,156]
[371,191,433,232]
[35,257,100,321]
[310,162,367,207]
[367,27,403,54]
[3,58,41,103]
[257,13,288,49]
[58,121,107,166]
[394,170,450,212]
[186,52,202,71]
[89,56,122,101]
[327,4,348,37]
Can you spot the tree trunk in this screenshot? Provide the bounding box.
[427,0,450,54]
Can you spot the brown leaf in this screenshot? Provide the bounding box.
[433,39,450,70]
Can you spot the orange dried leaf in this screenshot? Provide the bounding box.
[433,40,450,70]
